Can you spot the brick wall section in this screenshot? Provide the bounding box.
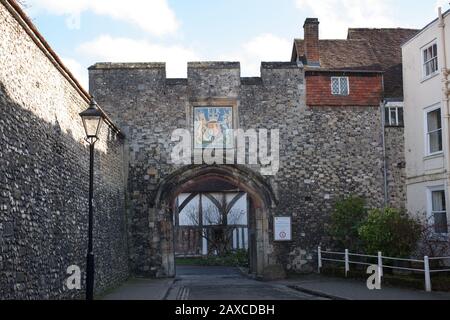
[306,72,383,106]
[0,2,129,299]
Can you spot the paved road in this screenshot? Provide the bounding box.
[165,266,323,300]
[102,278,175,300]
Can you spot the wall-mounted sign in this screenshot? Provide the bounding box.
[274,216,292,241]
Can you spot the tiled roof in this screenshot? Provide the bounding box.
[348,28,418,98]
[292,28,419,98]
[293,39,380,71]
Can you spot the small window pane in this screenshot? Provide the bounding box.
[390,109,397,125]
[331,78,340,95]
[340,78,349,95]
[384,108,390,125]
[424,43,439,76]
[427,109,442,131]
[432,190,446,212]
[429,131,443,154]
[331,77,349,95]
[385,107,404,127]
[398,108,404,126]
[434,213,448,234]
[431,190,448,234]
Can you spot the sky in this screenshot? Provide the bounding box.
[20,0,450,89]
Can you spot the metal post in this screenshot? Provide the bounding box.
[318,246,322,273]
[345,249,350,277]
[424,256,432,292]
[377,252,383,285]
[86,141,95,300]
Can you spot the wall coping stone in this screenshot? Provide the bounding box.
[261,62,299,69]
[188,61,240,69]
[89,62,166,70]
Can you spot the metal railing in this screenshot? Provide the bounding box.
[317,246,450,292]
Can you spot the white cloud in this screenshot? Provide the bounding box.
[78,34,292,78]
[62,57,88,90]
[220,34,292,76]
[295,0,397,38]
[77,35,199,78]
[26,0,179,36]
[77,34,291,79]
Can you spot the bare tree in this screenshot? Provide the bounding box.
[184,200,246,257]
[415,215,450,267]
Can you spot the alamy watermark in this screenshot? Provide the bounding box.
[366,265,382,290]
[66,265,81,290]
[171,128,280,176]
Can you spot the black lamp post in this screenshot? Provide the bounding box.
[79,97,104,301]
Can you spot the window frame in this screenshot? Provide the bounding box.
[427,186,449,235]
[384,106,404,127]
[422,40,439,80]
[331,77,350,96]
[424,104,443,157]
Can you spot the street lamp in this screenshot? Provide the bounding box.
[79,97,104,300]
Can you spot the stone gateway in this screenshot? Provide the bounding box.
[88,60,388,278]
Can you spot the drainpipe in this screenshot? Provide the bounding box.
[381,100,389,207]
[438,8,450,193]
[380,68,388,207]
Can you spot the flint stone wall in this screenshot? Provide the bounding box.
[385,127,406,209]
[0,1,129,299]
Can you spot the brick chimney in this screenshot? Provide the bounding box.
[303,18,320,66]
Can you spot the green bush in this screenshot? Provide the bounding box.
[209,250,249,268]
[358,208,421,258]
[329,196,368,251]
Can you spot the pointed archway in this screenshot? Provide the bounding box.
[154,165,277,277]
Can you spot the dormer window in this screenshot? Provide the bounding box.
[331,77,349,96]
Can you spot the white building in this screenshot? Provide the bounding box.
[402,8,450,235]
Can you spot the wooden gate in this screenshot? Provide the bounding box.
[175,226,202,257]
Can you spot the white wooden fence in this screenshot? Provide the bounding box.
[317,246,450,292]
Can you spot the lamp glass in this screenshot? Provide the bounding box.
[82,115,103,139]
